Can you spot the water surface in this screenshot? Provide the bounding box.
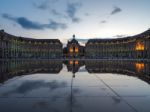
[0,60,150,112]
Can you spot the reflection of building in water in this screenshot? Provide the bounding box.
[0,60,63,83]
[135,62,145,72]
[64,60,84,74]
[0,30,62,59]
[63,35,85,58]
[85,60,150,80]
[85,29,150,59]
[0,60,150,83]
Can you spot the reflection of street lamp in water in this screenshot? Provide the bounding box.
[69,60,78,78]
[73,73,75,78]
[70,59,76,112]
[135,62,145,72]
[72,61,76,78]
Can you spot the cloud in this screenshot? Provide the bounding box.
[111,6,122,15]
[51,9,62,16]
[32,0,50,10]
[32,0,58,10]
[51,9,67,19]
[72,17,81,23]
[2,14,67,30]
[84,13,90,16]
[100,20,107,24]
[32,0,82,23]
[47,19,67,30]
[66,2,82,23]
[2,80,67,95]
[113,34,128,38]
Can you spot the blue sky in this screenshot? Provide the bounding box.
[0,0,150,43]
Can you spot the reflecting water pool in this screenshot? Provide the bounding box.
[0,60,150,112]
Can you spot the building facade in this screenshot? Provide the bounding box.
[1,29,150,59]
[0,30,63,59]
[63,35,85,58]
[85,29,150,59]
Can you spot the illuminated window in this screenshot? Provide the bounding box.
[75,47,79,53]
[135,42,144,51]
[69,60,73,65]
[75,60,78,65]
[135,63,144,72]
[69,47,73,53]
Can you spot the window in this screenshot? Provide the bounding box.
[75,47,79,53]
[135,41,144,51]
[69,47,73,53]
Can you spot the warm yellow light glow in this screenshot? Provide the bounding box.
[69,47,73,53]
[135,42,144,51]
[135,63,144,72]
[75,60,78,65]
[69,60,73,65]
[75,47,79,53]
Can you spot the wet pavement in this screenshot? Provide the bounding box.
[0,60,150,112]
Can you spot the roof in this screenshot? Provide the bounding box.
[0,30,62,44]
[87,29,150,44]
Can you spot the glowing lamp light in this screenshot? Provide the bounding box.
[75,60,78,65]
[135,42,144,51]
[69,47,73,53]
[75,47,79,53]
[69,60,73,65]
[135,63,144,72]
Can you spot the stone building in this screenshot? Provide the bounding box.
[63,35,85,58]
[85,29,150,59]
[0,30,63,59]
[1,29,150,59]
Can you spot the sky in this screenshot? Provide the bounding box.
[0,0,150,43]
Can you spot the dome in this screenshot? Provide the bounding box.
[70,34,78,44]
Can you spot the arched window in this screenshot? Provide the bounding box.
[75,46,79,53]
[135,41,144,51]
[69,47,73,53]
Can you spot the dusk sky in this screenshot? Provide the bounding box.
[0,0,150,43]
